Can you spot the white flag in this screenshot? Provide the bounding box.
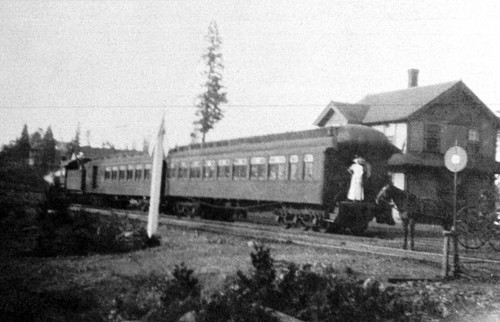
[147,117,167,237]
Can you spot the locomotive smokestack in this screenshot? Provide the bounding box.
[408,69,419,88]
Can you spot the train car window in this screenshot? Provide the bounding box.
[303,154,314,181]
[111,166,118,180]
[233,158,248,180]
[144,164,152,180]
[203,160,216,179]
[289,155,299,181]
[190,161,202,179]
[250,157,266,180]
[269,156,286,181]
[104,167,111,180]
[217,159,231,178]
[178,162,188,179]
[126,165,134,180]
[119,166,126,180]
[167,163,177,178]
[135,165,143,180]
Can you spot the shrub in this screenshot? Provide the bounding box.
[34,211,161,257]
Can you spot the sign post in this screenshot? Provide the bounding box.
[443,145,467,278]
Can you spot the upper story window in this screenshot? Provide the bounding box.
[233,158,248,180]
[303,154,314,181]
[289,155,299,181]
[217,159,231,178]
[203,160,216,179]
[250,157,267,180]
[269,156,286,181]
[467,128,480,154]
[424,124,441,152]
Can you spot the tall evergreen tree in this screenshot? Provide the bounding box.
[193,21,228,143]
[69,122,81,155]
[30,128,44,166]
[42,126,56,170]
[17,124,31,162]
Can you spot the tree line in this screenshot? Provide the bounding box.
[0,124,81,172]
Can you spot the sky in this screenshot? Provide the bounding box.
[1,0,500,151]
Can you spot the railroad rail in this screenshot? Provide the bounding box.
[72,205,500,273]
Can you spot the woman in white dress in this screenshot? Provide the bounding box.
[347,157,364,201]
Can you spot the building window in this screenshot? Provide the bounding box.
[135,165,143,180]
[126,165,134,180]
[250,157,267,180]
[269,156,286,180]
[203,160,216,179]
[424,124,441,152]
[217,159,231,178]
[289,155,299,180]
[189,161,202,179]
[233,158,248,180]
[178,162,188,179]
[104,167,111,180]
[303,154,314,181]
[144,164,152,180]
[468,128,480,154]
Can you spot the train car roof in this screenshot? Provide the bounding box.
[169,124,396,154]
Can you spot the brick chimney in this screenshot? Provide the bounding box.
[408,69,419,88]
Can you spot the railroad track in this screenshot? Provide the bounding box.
[73,205,500,272]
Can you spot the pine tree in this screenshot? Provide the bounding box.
[69,123,81,155]
[193,21,228,143]
[17,124,31,162]
[42,126,56,170]
[30,128,44,167]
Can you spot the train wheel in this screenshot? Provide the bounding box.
[456,206,486,249]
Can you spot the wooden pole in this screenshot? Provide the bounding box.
[452,171,460,277]
[442,231,451,277]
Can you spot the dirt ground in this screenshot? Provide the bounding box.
[2,220,500,321]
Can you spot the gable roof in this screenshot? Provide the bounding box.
[315,80,500,127]
[313,101,370,126]
[358,80,459,123]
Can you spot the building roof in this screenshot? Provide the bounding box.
[358,81,459,123]
[313,101,369,126]
[314,80,500,127]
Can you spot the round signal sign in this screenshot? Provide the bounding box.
[444,146,467,172]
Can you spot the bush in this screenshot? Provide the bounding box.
[34,211,161,257]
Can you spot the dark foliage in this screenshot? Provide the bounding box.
[0,276,101,322]
[34,210,160,257]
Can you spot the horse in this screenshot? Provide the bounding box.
[375,183,449,250]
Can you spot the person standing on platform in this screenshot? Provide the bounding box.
[347,156,365,202]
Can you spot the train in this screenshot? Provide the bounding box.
[64,124,399,234]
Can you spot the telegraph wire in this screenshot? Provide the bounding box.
[1,103,500,109]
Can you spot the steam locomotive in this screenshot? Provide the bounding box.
[65,124,398,233]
